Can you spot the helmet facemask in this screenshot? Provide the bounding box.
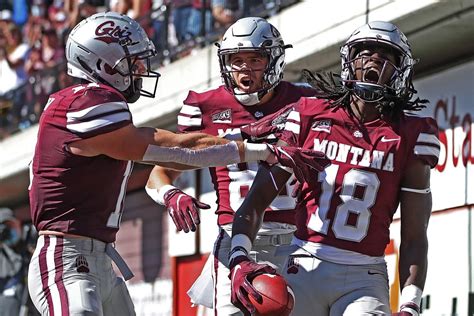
[218,46,285,106]
[106,51,161,103]
[340,21,416,104]
[216,17,289,106]
[343,43,406,102]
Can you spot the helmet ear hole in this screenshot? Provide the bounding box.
[104,63,118,75]
[77,57,93,73]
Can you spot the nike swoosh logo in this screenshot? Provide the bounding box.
[381,136,400,142]
[232,265,242,281]
[368,270,383,275]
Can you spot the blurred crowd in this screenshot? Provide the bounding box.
[0,207,38,315]
[0,0,297,140]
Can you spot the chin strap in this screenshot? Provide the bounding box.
[122,78,142,103]
[234,91,261,106]
[234,85,274,106]
[352,82,386,102]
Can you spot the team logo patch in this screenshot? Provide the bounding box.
[353,130,363,138]
[75,255,90,273]
[271,108,293,127]
[95,21,137,46]
[254,111,264,118]
[212,109,232,123]
[311,119,332,133]
[286,256,300,274]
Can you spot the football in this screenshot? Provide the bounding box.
[249,273,295,316]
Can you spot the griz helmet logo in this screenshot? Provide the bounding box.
[94,20,138,46]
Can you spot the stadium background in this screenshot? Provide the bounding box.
[0,0,473,315]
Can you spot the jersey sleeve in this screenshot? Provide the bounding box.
[177,90,203,133]
[279,97,328,147]
[66,88,131,138]
[406,116,440,168]
[278,108,300,146]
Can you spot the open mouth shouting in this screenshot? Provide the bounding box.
[363,67,381,84]
[237,73,260,93]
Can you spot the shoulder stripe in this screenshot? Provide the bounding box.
[414,145,440,158]
[417,133,439,146]
[180,104,203,117]
[177,104,202,128]
[287,110,301,123]
[285,122,300,135]
[284,110,301,135]
[66,101,128,122]
[177,115,202,127]
[67,111,131,133]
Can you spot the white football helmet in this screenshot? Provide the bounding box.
[66,12,160,103]
[217,17,291,106]
[340,21,415,102]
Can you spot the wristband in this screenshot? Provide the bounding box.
[401,187,431,194]
[145,184,177,205]
[243,142,270,162]
[401,284,422,307]
[400,302,420,314]
[229,234,252,262]
[229,246,249,261]
[400,284,422,311]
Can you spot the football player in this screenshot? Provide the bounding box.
[229,21,440,316]
[145,17,322,314]
[26,12,326,316]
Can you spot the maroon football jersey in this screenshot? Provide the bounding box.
[29,83,133,243]
[177,82,316,225]
[280,98,440,256]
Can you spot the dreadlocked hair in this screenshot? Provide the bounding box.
[301,69,349,108]
[301,69,429,121]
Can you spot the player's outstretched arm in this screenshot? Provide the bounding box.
[67,124,270,167]
[229,164,291,315]
[68,123,329,173]
[145,166,210,233]
[393,159,432,316]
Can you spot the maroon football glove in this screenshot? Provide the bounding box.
[289,177,304,203]
[240,122,280,143]
[392,302,420,316]
[229,255,277,316]
[267,145,330,185]
[240,106,293,143]
[163,188,210,233]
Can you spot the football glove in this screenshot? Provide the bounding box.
[267,145,330,185]
[240,106,293,143]
[240,122,279,143]
[289,177,304,204]
[229,255,277,316]
[163,188,210,233]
